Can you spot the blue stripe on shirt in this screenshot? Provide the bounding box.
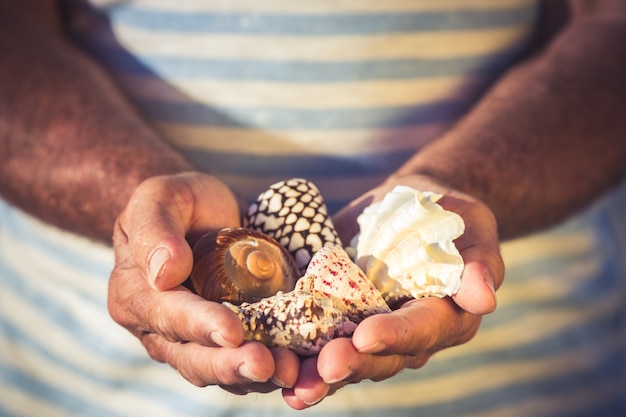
[0,358,239,417]
[139,99,472,130]
[180,149,416,178]
[98,50,523,82]
[0,363,128,417]
[403,354,625,417]
[105,6,538,35]
[0,265,141,363]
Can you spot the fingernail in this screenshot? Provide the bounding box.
[303,385,329,406]
[484,271,497,307]
[356,340,387,354]
[271,376,292,389]
[148,247,171,288]
[237,363,265,383]
[324,368,352,384]
[209,330,237,348]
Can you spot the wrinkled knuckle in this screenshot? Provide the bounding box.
[139,333,167,364]
[493,251,506,286]
[111,217,128,244]
[180,368,210,388]
[376,314,411,347]
[405,353,431,371]
[112,290,158,337]
[107,298,125,326]
[161,343,210,387]
[184,314,209,342]
[462,318,482,343]
[137,175,165,192]
[150,304,179,343]
[107,282,134,328]
[446,315,481,348]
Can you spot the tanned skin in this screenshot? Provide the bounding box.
[393,1,626,239]
[2,2,624,243]
[1,0,625,411]
[0,1,197,242]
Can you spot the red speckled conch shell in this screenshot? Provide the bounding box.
[190,228,300,304]
[225,245,390,355]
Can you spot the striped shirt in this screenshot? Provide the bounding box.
[1,1,625,416]
[65,0,539,211]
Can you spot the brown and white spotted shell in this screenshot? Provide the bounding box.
[244,178,342,274]
[190,228,300,305]
[224,245,390,356]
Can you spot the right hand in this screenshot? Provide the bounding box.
[282,174,505,408]
[107,172,301,393]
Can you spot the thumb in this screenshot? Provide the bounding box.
[451,243,503,315]
[452,260,497,315]
[144,231,194,291]
[114,207,194,291]
[114,178,197,291]
[115,173,242,290]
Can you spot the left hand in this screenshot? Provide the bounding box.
[281,174,505,409]
[108,172,301,395]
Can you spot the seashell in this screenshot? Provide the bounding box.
[244,178,342,274]
[190,227,300,305]
[354,185,465,306]
[224,245,391,356]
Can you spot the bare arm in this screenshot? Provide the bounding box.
[0,0,289,393]
[0,0,196,242]
[296,0,626,409]
[394,0,626,239]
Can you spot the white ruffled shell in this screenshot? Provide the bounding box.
[354,185,465,304]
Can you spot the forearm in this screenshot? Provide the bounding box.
[395,5,626,239]
[0,2,195,243]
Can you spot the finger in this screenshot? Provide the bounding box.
[116,173,241,290]
[282,388,307,410]
[317,338,408,385]
[351,297,481,356]
[452,256,498,315]
[453,228,504,315]
[443,195,505,315]
[282,357,329,409]
[222,347,301,395]
[141,336,275,387]
[148,289,245,347]
[115,177,197,290]
[270,347,300,389]
[107,274,244,348]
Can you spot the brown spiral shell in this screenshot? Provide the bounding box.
[190,227,300,305]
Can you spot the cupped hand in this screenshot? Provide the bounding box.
[108,172,300,394]
[282,174,505,409]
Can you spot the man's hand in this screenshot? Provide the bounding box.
[282,174,504,409]
[107,172,300,393]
